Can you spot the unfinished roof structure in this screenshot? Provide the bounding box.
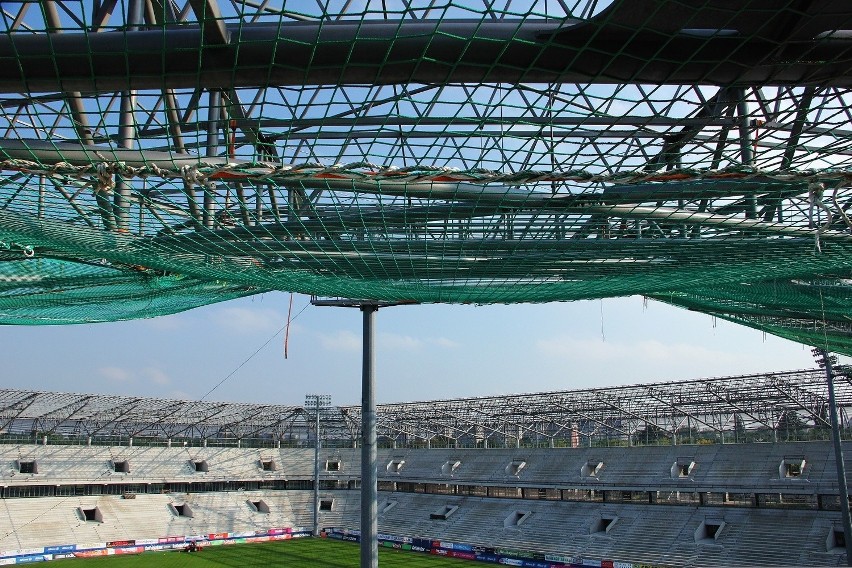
[1,0,852,353]
[0,368,847,447]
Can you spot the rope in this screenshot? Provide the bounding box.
[4,158,852,187]
[94,163,115,194]
[809,182,834,252]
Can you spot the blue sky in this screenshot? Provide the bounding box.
[0,295,829,406]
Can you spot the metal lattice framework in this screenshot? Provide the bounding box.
[0,391,310,441]
[366,368,852,446]
[0,368,848,447]
[2,1,852,353]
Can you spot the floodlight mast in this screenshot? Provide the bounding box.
[310,297,417,568]
[813,348,852,566]
[305,393,331,538]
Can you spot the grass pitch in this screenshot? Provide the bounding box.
[62,538,472,567]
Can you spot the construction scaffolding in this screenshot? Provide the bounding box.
[0,368,847,448]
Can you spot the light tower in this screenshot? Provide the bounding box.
[305,393,331,538]
[813,349,852,566]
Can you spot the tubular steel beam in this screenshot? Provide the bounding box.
[115,92,136,231]
[132,114,740,141]
[114,0,142,233]
[2,10,852,93]
[204,89,221,229]
[187,0,231,46]
[360,304,378,568]
[643,87,735,172]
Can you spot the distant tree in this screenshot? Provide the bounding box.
[778,410,806,441]
[815,404,831,430]
[633,423,668,445]
[733,414,746,442]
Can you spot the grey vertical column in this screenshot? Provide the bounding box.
[736,97,753,166]
[204,90,221,228]
[115,0,143,232]
[818,349,852,566]
[360,304,378,568]
[735,88,757,219]
[116,92,137,231]
[314,397,321,536]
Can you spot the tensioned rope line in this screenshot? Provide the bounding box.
[198,299,311,402]
[3,157,852,186]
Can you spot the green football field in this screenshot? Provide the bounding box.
[61,538,473,567]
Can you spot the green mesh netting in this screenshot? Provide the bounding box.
[1,1,852,352]
[0,256,258,324]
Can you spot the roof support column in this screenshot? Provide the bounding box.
[736,88,757,219]
[360,304,378,568]
[42,1,112,229]
[116,91,137,232]
[204,89,222,228]
[815,349,852,566]
[115,0,143,232]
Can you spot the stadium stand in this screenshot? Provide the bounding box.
[0,370,850,566]
[0,440,846,565]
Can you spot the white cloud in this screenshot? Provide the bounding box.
[535,336,739,366]
[428,337,461,349]
[315,331,460,352]
[98,366,131,382]
[379,334,461,350]
[378,332,422,350]
[97,366,171,387]
[317,330,361,352]
[140,367,171,386]
[210,307,283,334]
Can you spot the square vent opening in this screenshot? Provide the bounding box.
[78,506,103,523]
[325,459,341,472]
[320,499,334,511]
[250,499,270,513]
[671,459,696,479]
[581,461,604,478]
[192,460,209,473]
[430,504,459,520]
[591,516,617,534]
[112,460,130,473]
[171,503,193,518]
[505,459,527,476]
[695,520,725,543]
[260,459,277,472]
[387,459,405,473]
[504,511,531,528]
[441,460,462,475]
[828,527,848,551]
[780,458,805,479]
[17,460,37,474]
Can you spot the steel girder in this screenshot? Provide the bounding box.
[3,0,852,92]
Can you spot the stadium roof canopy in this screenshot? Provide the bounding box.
[0,368,848,446]
[1,1,852,352]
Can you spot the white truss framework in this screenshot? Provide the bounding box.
[0,368,847,447]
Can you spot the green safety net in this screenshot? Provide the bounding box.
[2,1,852,352]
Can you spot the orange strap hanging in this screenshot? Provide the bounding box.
[284,292,294,359]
